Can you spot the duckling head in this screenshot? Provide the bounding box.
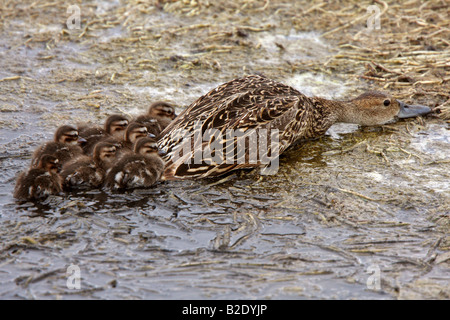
[148,101,177,121]
[105,114,129,139]
[336,91,431,126]
[124,123,149,144]
[134,137,160,157]
[54,125,82,145]
[93,142,118,167]
[38,155,60,173]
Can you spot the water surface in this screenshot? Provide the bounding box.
[0,1,448,300]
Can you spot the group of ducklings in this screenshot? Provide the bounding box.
[14,102,177,201]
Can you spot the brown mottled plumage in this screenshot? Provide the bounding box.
[14,155,62,200]
[158,74,431,180]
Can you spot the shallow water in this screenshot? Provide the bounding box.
[0,1,449,300]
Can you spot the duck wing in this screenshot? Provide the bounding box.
[158,75,311,180]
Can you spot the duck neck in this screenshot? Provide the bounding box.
[334,101,360,124]
[316,97,359,125]
[309,97,347,126]
[93,155,102,168]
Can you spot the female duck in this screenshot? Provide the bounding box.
[104,137,165,190]
[31,125,84,168]
[158,74,431,180]
[14,155,62,201]
[60,142,118,189]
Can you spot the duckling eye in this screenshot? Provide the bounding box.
[383,99,391,107]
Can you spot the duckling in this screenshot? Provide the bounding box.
[131,117,162,138]
[135,101,177,132]
[14,155,62,201]
[31,125,84,168]
[78,114,129,155]
[77,126,104,155]
[121,122,151,151]
[104,137,165,190]
[60,142,118,189]
[158,74,431,180]
[105,114,130,140]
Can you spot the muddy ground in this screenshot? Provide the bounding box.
[0,0,449,299]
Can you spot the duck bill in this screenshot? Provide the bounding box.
[397,101,431,119]
[78,136,87,143]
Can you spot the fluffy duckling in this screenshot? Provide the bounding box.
[105,114,130,140]
[14,155,62,201]
[31,125,84,168]
[121,122,150,151]
[60,142,118,189]
[131,117,162,138]
[135,101,176,132]
[104,137,165,190]
[78,114,129,155]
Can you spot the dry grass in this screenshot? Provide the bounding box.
[1,0,447,118]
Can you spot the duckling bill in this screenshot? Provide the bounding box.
[158,74,431,180]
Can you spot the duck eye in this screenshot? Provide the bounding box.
[383,99,391,106]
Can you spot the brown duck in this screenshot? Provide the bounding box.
[60,142,118,189]
[104,137,165,190]
[14,155,62,200]
[121,122,151,151]
[31,125,84,168]
[78,114,129,155]
[135,101,177,134]
[158,74,431,180]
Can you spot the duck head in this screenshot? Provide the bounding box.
[105,114,129,139]
[124,123,149,144]
[93,142,117,167]
[148,101,177,121]
[335,91,431,126]
[54,125,83,145]
[38,154,60,173]
[134,137,161,157]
